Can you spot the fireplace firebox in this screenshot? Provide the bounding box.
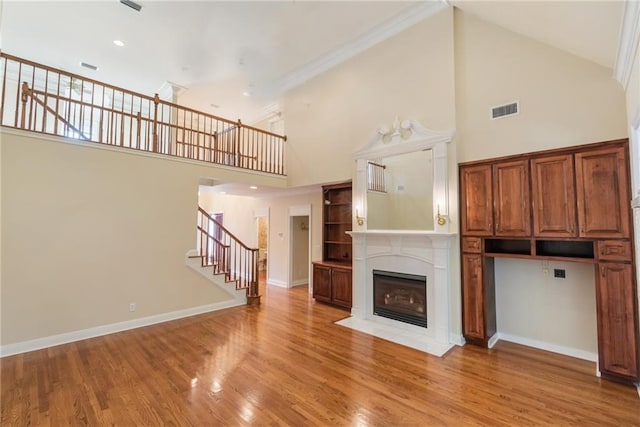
[373,269,427,328]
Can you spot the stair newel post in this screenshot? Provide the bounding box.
[246,248,261,305]
[20,82,29,129]
[152,93,159,153]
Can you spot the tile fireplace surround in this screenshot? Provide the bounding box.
[337,230,458,357]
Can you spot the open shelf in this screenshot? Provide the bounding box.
[535,240,594,259]
[485,239,531,255]
[482,238,596,263]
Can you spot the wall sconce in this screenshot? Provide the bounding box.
[356,208,365,226]
[436,205,447,226]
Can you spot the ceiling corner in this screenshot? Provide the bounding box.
[268,1,449,96]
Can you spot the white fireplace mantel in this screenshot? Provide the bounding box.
[337,230,459,357]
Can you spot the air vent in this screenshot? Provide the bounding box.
[120,0,142,12]
[80,62,98,71]
[491,101,519,120]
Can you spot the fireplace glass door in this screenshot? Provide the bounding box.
[373,269,427,328]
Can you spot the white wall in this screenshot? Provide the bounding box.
[454,9,628,353]
[454,9,627,163]
[283,8,456,188]
[495,259,597,358]
[1,130,260,346]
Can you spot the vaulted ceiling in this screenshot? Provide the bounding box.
[1,1,625,125]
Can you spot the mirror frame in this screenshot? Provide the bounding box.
[352,119,454,232]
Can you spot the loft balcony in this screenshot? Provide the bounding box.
[0,53,287,176]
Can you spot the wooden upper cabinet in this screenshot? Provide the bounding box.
[575,147,630,238]
[531,154,577,237]
[493,160,531,237]
[460,164,493,236]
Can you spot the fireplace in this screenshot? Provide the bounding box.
[337,231,457,357]
[373,269,427,328]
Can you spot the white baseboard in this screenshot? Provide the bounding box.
[268,278,288,288]
[0,299,244,358]
[449,333,465,346]
[487,333,499,349]
[496,332,598,362]
[291,279,308,287]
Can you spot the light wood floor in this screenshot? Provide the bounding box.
[2,282,639,426]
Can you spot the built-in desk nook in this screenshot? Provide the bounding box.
[459,138,639,384]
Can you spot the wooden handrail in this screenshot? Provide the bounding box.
[1,52,287,175]
[197,207,260,303]
[196,226,229,248]
[24,84,90,140]
[198,207,257,252]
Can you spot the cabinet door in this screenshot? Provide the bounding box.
[462,254,485,340]
[575,147,630,238]
[596,263,639,380]
[331,267,352,309]
[460,164,493,236]
[312,264,332,303]
[531,154,577,237]
[493,160,531,237]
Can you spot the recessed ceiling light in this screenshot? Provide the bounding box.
[113,40,125,47]
[210,103,220,109]
[220,191,227,195]
[242,91,251,97]
[249,186,258,190]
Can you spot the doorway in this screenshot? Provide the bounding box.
[254,208,269,288]
[288,205,312,289]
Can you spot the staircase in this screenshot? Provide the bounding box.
[0,52,286,175]
[191,207,261,305]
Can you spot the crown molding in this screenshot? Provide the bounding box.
[269,0,448,96]
[614,0,640,89]
[248,102,282,125]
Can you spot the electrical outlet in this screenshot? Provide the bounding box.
[129,303,136,312]
[543,268,549,276]
[554,269,566,279]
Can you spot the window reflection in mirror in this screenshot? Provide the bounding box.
[366,149,434,230]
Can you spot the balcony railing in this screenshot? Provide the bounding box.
[0,53,286,175]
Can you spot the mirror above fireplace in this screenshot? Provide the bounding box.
[352,118,455,232]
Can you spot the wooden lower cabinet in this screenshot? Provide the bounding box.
[312,262,352,309]
[596,262,639,381]
[462,254,495,345]
[312,263,332,303]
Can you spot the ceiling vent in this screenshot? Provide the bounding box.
[80,62,98,71]
[120,0,142,12]
[491,101,519,120]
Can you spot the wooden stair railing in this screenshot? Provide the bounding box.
[197,207,260,305]
[1,52,287,175]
